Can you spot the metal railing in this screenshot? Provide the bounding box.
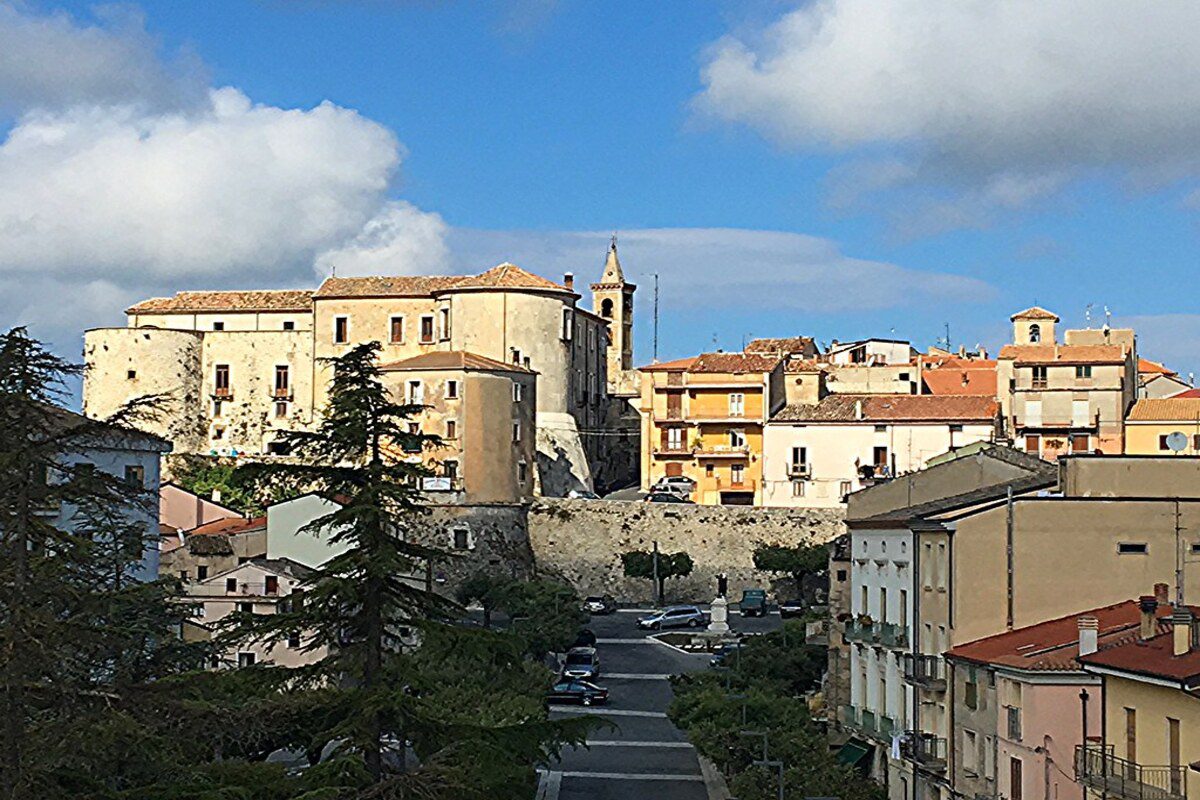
[1075,745,1186,800]
[902,733,947,770]
[902,653,947,690]
[880,622,908,648]
[845,620,881,643]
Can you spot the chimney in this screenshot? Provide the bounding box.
[563,272,574,291]
[1155,583,1170,605]
[211,488,222,503]
[1173,609,1194,657]
[1140,595,1158,641]
[1078,616,1099,656]
[855,399,864,420]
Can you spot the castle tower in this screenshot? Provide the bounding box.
[591,236,637,395]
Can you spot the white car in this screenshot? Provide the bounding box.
[652,476,695,496]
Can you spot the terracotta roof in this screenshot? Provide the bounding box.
[1126,398,1200,421]
[639,356,699,372]
[127,290,312,314]
[378,350,534,374]
[921,361,998,396]
[1139,358,1176,376]
[314,275,468,298]
[946,600,1173,672]
[1011,306,1060,321]
[783,358,826,374]
[1173,388,1200,399]
[186,515,266,537]
[447,263,570,293]
[688,352,783,374]
[772,394,998,423]
[744,337,816,357]
[997,344,1127,365]
[1079,610,1200,686]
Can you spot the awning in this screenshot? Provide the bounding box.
[836,739,872,767]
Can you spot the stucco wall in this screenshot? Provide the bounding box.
[527,499,844,601]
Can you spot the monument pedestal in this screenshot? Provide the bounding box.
[707,596,730,634]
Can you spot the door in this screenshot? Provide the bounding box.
[667,393,682,419]
[1009,757,1022,800]
[664,462,683,478]
[1125,708,1137,779]
[1169,718,1181,795]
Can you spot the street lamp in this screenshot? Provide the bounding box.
[739,729,768,762]
[753,758,784,800]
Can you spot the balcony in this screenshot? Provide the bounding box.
[693,444,751,458]
[1075,745,1186,800]
[902,733,947,771]
[845,620,881,644]
[651,444,691,457]
[272,387,293,400]
[902,654,947,691]
[213,386,233,399]
[788,463,812,479]
[805,619,829,645]
[841,706,894,742]
[880,622,908,648]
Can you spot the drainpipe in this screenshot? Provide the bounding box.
[1080,689,1090,800]
[1006,486,1015,629]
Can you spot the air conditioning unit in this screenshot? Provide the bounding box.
[789,463,811,478]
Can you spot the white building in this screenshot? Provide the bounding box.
[827,339,917,367]
[762,395,998,508]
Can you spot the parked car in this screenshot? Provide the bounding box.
[546,679,609,706]
[778,599,806,619]
[562,646,601,679]
[709,642,740,669]
[583,595,617,615]
[645,492,691,503]
[567,489,601,500]
[572,628,597,648]
[651,476,695,496]
[637,605,708,630]
[739,588,768,618]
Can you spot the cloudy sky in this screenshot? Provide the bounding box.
[5,1,1200,378]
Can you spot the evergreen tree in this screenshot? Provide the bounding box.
[224,341,592,793]
[621,548,694,604]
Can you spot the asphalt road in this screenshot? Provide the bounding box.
[540,606,781,800]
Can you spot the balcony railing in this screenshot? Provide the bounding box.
[1075,745,1186,800]
[880,622,909,648]
[693,444,751,457]
[841,706,893,742]
[902,654,947,690]
[902,733,947,771]
[844,620,881,643]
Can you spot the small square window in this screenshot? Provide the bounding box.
[126,369,137,380]
[512,422,521,443]
[446,420,457,439]
[238,652,256,667]
[451,527,472,550]
[1118,542,1148,555]
[197,566,208,580]
[124,464,145,486]
[513,382,524,402]
[213,321,225,331]
[275,401,288,418]
[518,460,528,483]
[1191,543,1200,554]
[446,380,458,399]
[225,578,237,592]
[239,602,253,613]
[334,316,349,344]
[283,320,295,331]
[287,631,301,649]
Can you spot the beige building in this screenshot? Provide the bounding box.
[378,351,537,503]
[763,395,998,508]
[84,252,639,497]
[160,515,268,582]
[1125,397,1200,455]
[639,351,785,505]
[997,307,1138,459]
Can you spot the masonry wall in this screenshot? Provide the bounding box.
[527,499,844,602]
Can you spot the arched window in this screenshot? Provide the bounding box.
[1028,323,1041,343]
[600,298,614,318]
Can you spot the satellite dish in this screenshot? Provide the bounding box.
[1166,431,1189,452]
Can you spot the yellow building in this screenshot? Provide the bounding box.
[639,352,785,505]
[1125,398,1200,455]
[1078,603,1200,800]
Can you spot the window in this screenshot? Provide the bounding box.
[600,298,613,318]
[937,543,947,590]
[388,315,404,343]
[124,464,145,486]
[705,463,715,477]
[275,401,288,418]
[212,426,225,440]
[729,429,747,448]
[879,587,888,624]
[791,446,807,469]
[839,480,852,499]
[438,307,451,340]
[451,527,473,550]
[836,569,847,582]
[213,399,222,417]
[518,460,528,483]
[197,566,208,580]
[562,308,574,340]
[214,364,231,396]
[666,428,684,450]
[287,631,301,649]
[731,464,745,485]
[1126,707,1137,762]
[192,604,205,618]
[419,315,434,343]
[965,675,979,710]
[984,735,996,779]
[512,422,521,443]
[446,379,458,399]
[873,446,889,471]
[1031,365,1048,388]
[213,321,225,331]
[1024,434,1040,455]
[1160,434,1172,451]
[949,423,962,433]
[274,365,290,395]
[1028,323,1041,343]
[267,440,291,455]
[333,316,348,344]
[963,730,978,775]
[1118,542,1148,554]
[443,460,458,482]
[406,380,424,404]
[1010,757,1023,800]
[523,356,531,369]
[1006,706,1022,741]
[791,480,805,497]
[238,652,256,667]
[1076,365,1092,379]
[239,602,253,613]
[264,576,279,595]
[899,589,907,627]
[126,369,137,380]
[283,320,295,331]
[511,348,522,365]
[874,424,887,433]
[729,392,745,417]
[1071,433,1089,452]
[446,420,456,439]
[226,578,237,593]
[179,570,188,581]
[1169,718,1182,794]
[513,381,524,402]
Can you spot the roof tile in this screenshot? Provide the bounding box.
[378,350,534,374]
[998,344,1127,365]
[127,290,312,314]
[772,394,998,423]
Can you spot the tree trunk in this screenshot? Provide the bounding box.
[657,576,666,605]
[2,463,31,798]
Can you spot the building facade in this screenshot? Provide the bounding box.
[1124,398,1200,455]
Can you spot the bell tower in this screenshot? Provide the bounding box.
[591,235,636,395]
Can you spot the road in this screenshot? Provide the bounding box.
[540,606,781,800]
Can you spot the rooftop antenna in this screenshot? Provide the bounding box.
[652,272,659,363]
[1103,305,1112,328]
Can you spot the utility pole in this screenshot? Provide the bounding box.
[652,540,661,605]
[653,273,659,363]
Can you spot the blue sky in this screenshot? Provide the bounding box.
[5,1,1200,377]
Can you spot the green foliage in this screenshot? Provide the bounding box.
[752,541,828,598]
[458,571,589,659]
[621,548,694,602]
[169,455,270,516]
[669,620,882,800]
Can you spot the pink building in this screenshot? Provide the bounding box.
[944,588,1175,800]
[160,482,240,533]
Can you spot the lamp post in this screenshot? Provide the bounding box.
[753,758,785,800]
[739,729,768,762]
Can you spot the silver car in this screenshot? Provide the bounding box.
[651,476,695,497]
[562,646,601,679]
[637,605,708,630]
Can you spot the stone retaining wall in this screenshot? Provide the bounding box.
[527,499,844,602]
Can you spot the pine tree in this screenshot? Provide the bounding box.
[224,341,593,793]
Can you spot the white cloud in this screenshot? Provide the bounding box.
[698,1,1200,225]
[314,201,450,278]
[448,227,994,313]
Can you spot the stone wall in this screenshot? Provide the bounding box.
[528,499,844,602]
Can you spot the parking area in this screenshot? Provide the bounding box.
[540,604,781,800]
